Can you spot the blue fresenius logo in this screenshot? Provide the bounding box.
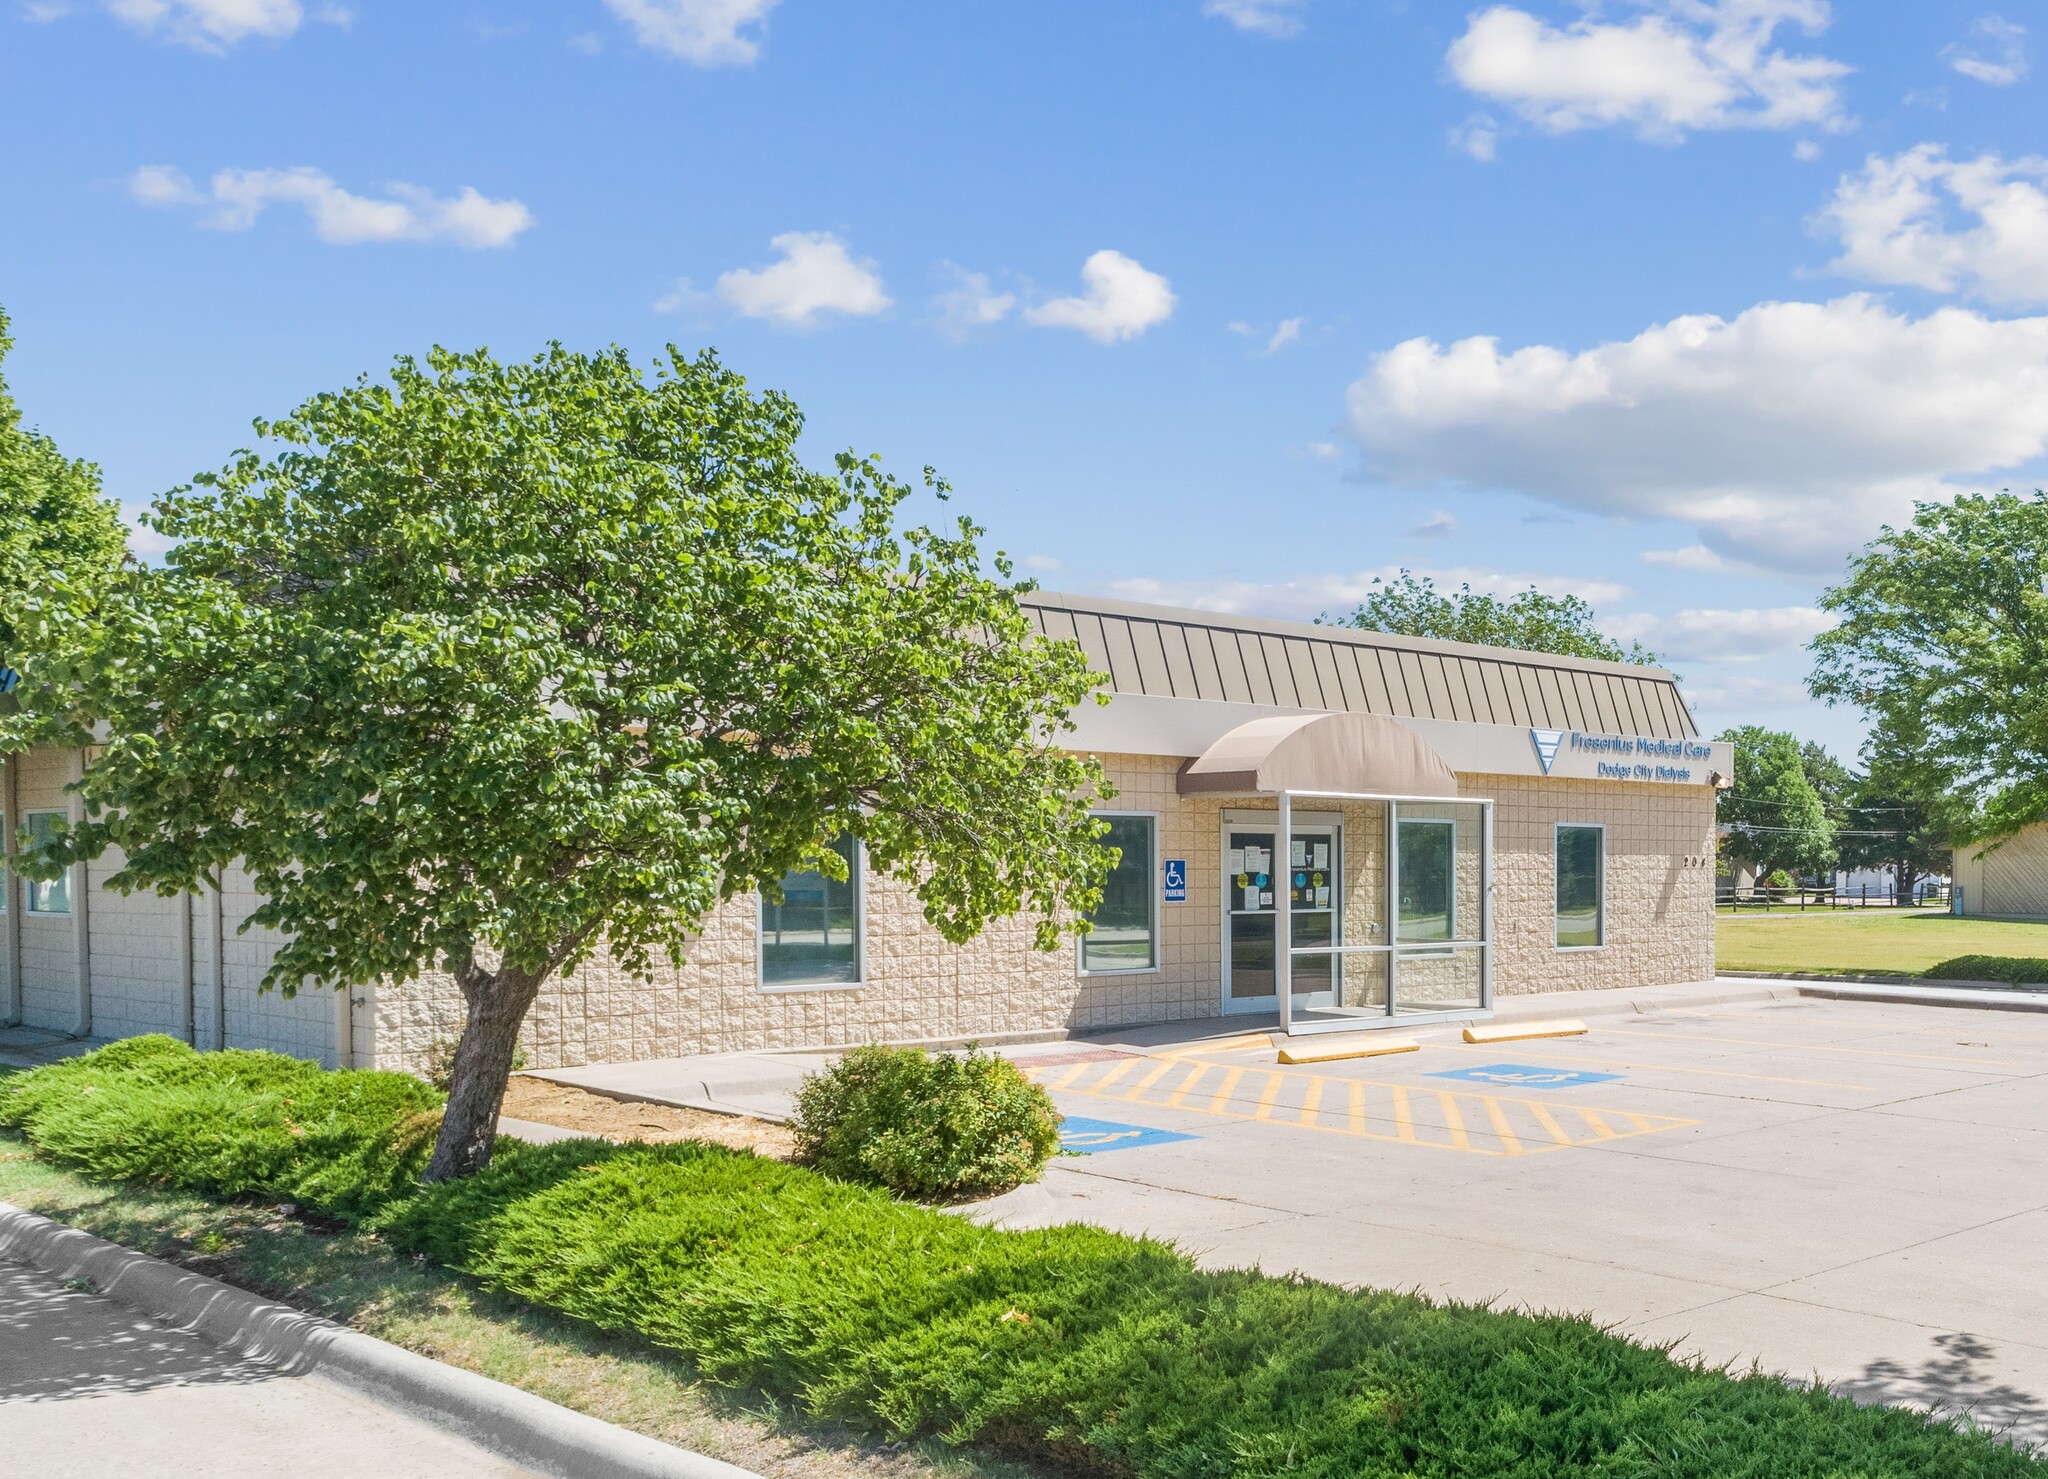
[1530,728,1564,775]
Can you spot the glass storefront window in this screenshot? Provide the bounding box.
[760,834,861,987]
[1082,814,1157,972]
[1556,824,1605,948]
[23,811,71,916]
[1396,818,1454,942]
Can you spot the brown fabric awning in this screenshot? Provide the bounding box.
[1176,712,1461,798]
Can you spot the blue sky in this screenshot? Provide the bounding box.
[6,1,2048,763]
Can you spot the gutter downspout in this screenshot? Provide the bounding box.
[2,752,19,1027]
[209,873,226,1051]
[178,888,196,1047]
[334,978,353,1070]
[71,748,90,1040]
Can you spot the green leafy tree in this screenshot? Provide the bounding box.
[26,343,1112,1181]
[1333,569,1659,664]
[1799,740,1856,835]
[1836,715,1955,904]
[1811,491,2048,843]
[1717,725,1835,880]
[0,306,129,751]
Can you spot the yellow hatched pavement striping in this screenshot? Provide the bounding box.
[1024,1055,1697,1157]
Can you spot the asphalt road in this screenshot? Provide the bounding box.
[0,1257,538,1478]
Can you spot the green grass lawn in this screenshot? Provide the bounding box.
[1717,907,2048,976]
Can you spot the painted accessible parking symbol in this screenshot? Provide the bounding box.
[1427,1064,1622,1090]
[1058,1117,1198,1153]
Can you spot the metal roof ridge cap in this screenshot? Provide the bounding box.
[1021,588,1680,685]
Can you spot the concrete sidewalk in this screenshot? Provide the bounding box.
[0,1025,104,1070]
[0,1257,539,1478]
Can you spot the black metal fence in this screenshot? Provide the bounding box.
[1716,881,1951,910]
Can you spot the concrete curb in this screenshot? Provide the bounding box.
[0,1201,759,1479]
[1487,983,1792,1023]
[1722,968,2048,994]
[1792,982,2048,1014]
[1711,972,2048,1014]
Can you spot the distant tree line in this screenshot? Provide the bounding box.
[1332,566,1966,903]
[1713,722,1952,901]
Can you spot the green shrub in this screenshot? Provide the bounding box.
[9,1042,2043,1475]
[789,1044,1062,1199]
[1923,955,2048,985]
[374,1136,2044,1479]
[0,1035,441,1221]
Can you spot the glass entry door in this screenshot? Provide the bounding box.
[1222,820,1340,1014]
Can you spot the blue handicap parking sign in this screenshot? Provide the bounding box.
[1163,859,1187,903]
[1427,1063,1622,1090]
[1058,1116,1198,1154]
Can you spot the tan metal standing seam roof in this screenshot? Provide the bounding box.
[1022,590,1702,741]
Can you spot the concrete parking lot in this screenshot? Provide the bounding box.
[976,995,2048,1446]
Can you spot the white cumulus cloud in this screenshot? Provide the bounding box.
[1202,0,1305,37]
[1683,673,1814,712]
[105,0,303,48]
[1641,544,1730,571]
[1601,606,1835,663]
[1450,114,1502,161]
[1101,566,1630,624]
[1263,316,1304,354]
[130,166,533,248]
[1024,250,1176,344]
[1344,294,2048,573]
[603,0,776,65]
[930,264,1016,336]
[1947,14,2028,87]
[1818,146,2048,309]
[716,231,890,326]
[1446,0,1851,141]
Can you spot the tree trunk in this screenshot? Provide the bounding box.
[423,952,546,1183]
[1896,862,1919,907]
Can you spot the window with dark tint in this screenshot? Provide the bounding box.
[1556,825,1604,948]
[1082,815,1156,972]
[23,811,71,915]
[760,834,860,986]
[1396,819,1454,942]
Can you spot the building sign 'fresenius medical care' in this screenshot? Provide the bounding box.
[1541,729,1717,784]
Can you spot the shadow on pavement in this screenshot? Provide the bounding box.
[0,1259,281,1402]
[1838,1331,2048,1452]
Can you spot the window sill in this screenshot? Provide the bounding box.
[1078,965,1162,979]
[1554,944,1607,953]
[758,980,865,995]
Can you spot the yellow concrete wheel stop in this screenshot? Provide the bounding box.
[1463,1019,1588,1044]
[1277,1036,1420,1064]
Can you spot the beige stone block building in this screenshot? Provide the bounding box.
[1952,827,2048,919]
[2,593,1730,1073]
